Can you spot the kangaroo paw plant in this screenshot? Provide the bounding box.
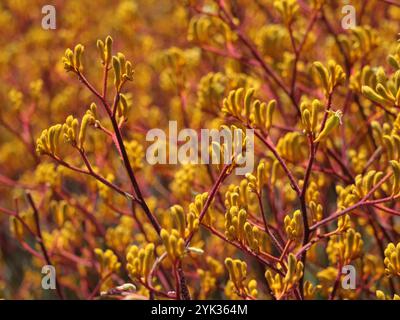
[0,0,400,300]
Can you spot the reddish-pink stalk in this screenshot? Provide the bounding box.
[74,69,162,234]
[27,193,65,300]
[311,172,394,231]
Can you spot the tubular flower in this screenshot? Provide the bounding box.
[388,44,400,70]
[62,116,79,146]
[125,139,144,171]
[265,254,303,299]
[300,99,323,134]
[339,27,380,64]
[105,216,135,252]
[126,243,155,281]
[94,248,121,276]
[221,88,247,119]
[225,206,247,242]
[116,93,132,121]
[154,47,200,92]
[222,88,275,133]
[197,269,217,299]
[170,165,197,199]
[160,228,185,262]
[224,202,266,253]
[39,106,95,156]
[112,52,134,91]
[197,255,225,298]
[42,219,82,251]
[348,147,369,174]
[9,210,35,241]
[313,110,343,143]
[303,281,318,300]
[78,106,97,149]
[313,60,346,97]
[224,178,257,212]
[187,192,207,228]
[170,204,199,238]
[256,24,290,59]
[305,180,323,223]
[50,200,75,227]
[245,161,267,194]
[274,0,299,26]
[96,36,113,65]
[336,170,388,210]
[384,242,400,277]
[61,112,96,150]
[326,229,363,265]
[33,163,62,187]
[195,72,227,113]
[362,66,400,108]
[284,210,303,243]
[62,44,84,72]
[36,124,63,156]
[276,132,307,163]
[97,173,115,201]
[224,258,258,298]
[336,214,351,233]
[376,290,400,300]
[390,161,400,195]
[188,15,234,48]
[383,135,400,162]
[210,125,249,172]
[8,89,23,111]
[251,99,275,133]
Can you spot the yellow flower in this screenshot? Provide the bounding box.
[384,242,400,277]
